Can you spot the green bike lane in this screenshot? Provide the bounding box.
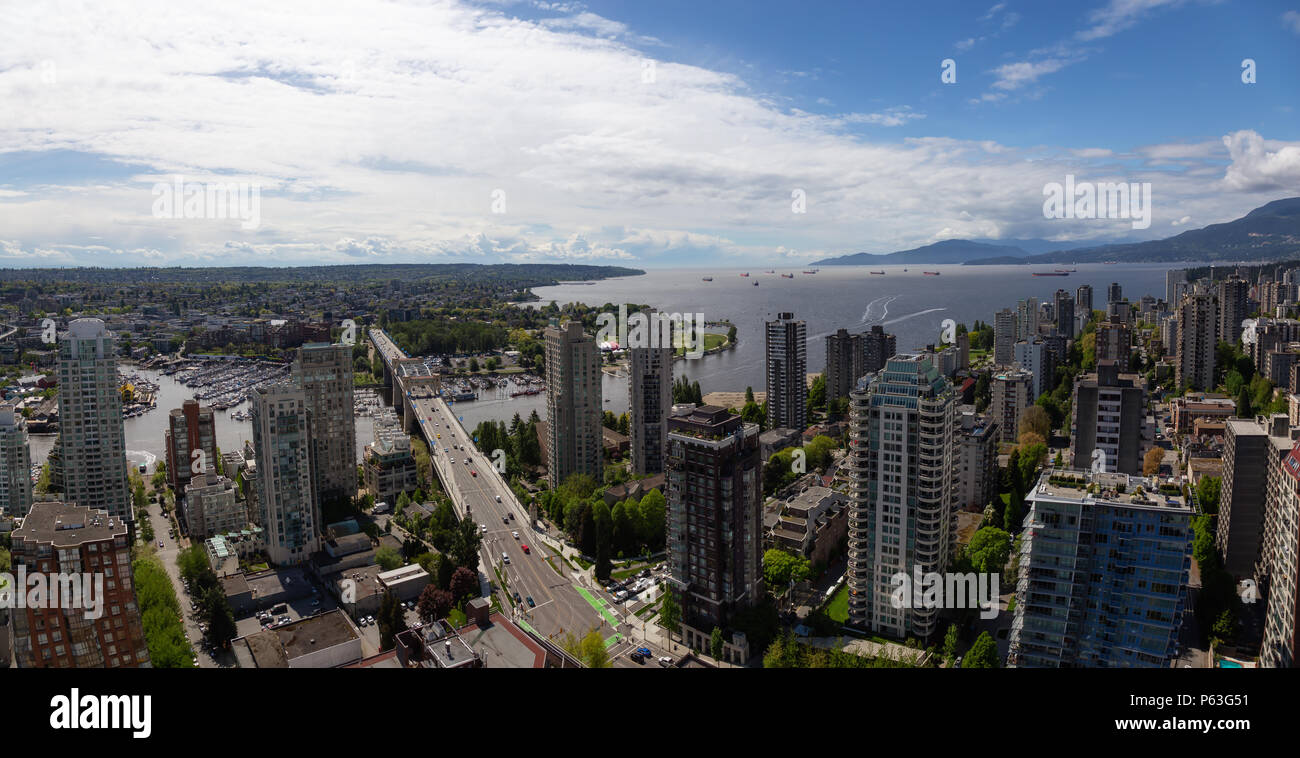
[575,586,625,648]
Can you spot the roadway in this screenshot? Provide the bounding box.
[409,394,617,646]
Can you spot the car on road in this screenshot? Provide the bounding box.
[512,531,519,539]
[502,552,510,564]
[658,656,673,667]
[158,540,164,548]
[636,647,652,657]
[513,592,522,604]
[503,516,510,524]
[464,458,470,464]
[495,495,502,503]
[629,651,644,663]
[521,544,529,554]
[480,523,487,533]
[471,470,477,477]
[526,596,535,607]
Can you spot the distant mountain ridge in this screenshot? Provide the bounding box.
[813,197,1300,266]
[813,239,1038,266]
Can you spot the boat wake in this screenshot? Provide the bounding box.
[880,307,946,326]
[859,295,901,326]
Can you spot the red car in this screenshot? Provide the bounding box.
[470,470,477,477]
[521,544,530,554]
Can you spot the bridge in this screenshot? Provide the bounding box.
[368,328,622,646]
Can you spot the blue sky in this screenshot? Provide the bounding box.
[0,0,1298,267]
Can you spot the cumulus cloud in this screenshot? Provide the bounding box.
[1221,130,1300,192]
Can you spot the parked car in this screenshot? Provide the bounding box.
[658,656,673,667]
[526,596,535,607]
[636,647,652,657]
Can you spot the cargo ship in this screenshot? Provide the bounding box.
[740,272,750,277]
[781,273,795,278]
[870,270,886,275]
[1032,271,1069,276]
[701,276,712,281]
[923,271,940,276]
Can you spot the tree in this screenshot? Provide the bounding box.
[962,631,1000,668]
[1211,608,1240,644]
[1143,446,1164,476]
[451,517,482,572]
[417,585,453,622]
[376,545,403,571]
[745,386,755,404]
[579,628,610,668]
[449,566,477,602]
[763,548,811,588]
[942,623,960,666]
[808,374,826,411]
[1018,405,1052,441]
[1236,387,1252,418]
[377,591,401,651]
[710,627,725,659]
[1195,476,1221,515]
[967,527,1012,574]
[659,589,682,634]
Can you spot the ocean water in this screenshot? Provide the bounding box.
[526,262,1174,396]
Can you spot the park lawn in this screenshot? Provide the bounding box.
[826,584,850,624]
[674,332,728,356]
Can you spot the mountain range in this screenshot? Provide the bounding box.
[812,197,1300,266]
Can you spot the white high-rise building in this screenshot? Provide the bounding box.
[846,354,956,640]
[251,383,319,564]
[57,318,130,521]
[0,403,33,518]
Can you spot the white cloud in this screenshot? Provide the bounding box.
[1221,130,1300,192]
[1283,10,1300,35]
[1077,0,1188,42]
[0,0,1290,266]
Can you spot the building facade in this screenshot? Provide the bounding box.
[1009,471,1192,668]
[0,403,33,518]
[664,405,762,661]
[629,317,672,476]
[845,354,956,640]
[9,501,150,668]
[825,328,865,409]
[165,399,218,492]
[544,321,603,485]
[765,313,807,432]
[1070,361,1147,475]
[251,383,319,565]
[292,343,356,507]
[57,318,130,522]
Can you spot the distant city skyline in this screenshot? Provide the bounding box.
[2,1,1298,268]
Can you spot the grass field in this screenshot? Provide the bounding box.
[825,584,850,624]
